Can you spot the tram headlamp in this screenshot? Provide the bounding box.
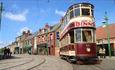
[86,48,91,52]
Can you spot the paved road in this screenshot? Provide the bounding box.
[0,54,45,70]
[32,56,73,70]
[0,54,73,70]
[72,57,115,70]
[0,54,115,70]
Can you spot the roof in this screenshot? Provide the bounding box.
[50,23,61,32]
[96,23,115,40]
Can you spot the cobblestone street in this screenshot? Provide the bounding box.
[0,54,115,70]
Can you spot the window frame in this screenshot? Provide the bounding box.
[81,8,90,16]
[82,29,94,43]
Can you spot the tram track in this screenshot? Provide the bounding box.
[0,56,46,70]
[27,58,46,70]
[0,58,34,70]
[0,58,32,65]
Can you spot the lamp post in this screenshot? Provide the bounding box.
[102,12,111,57]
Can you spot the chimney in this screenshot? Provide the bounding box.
[45,23,49,28]
[60,17,64,23]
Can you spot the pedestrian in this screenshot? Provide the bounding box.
[99,48,103,58]
[102,48,106,58]
[3,47,7,59]
[7,48,11,56]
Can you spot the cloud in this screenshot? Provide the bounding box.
[4,9,28,22]
[17,27,32,36]
[55,9,66,16]
[0,41,12,48]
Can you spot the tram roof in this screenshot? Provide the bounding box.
[68,2,94,9]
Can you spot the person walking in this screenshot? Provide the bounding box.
[7,48,11,56]
[99,48,103,58]
[3,47,7,59]
[102,48,106,58]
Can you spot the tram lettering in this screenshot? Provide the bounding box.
[87,21,92,26]
[75,22,80,26]
[72,21,95,27]
[82,21,88,26]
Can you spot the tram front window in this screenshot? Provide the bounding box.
[75,8,80,17]
[82,30,92,42]
[82,8,90,16]
[75,29,81,42]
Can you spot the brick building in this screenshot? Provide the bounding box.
[15,30,32,54]
[8,42,16,54]
[33,23,61,55]
[96,23,115,56]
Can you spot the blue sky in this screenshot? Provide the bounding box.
[0,0,115,48]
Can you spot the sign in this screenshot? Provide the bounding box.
[72,20,95,27]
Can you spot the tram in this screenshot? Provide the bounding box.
[59,3,98,64]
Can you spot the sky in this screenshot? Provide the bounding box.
[0,0,115,48]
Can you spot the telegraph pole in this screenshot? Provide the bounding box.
[0,2,3,31]
[103,12,111,57]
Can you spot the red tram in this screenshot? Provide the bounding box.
[59,3,98,64]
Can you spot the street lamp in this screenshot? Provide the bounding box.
[102,12,111,57]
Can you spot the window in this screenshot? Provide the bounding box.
[67,13,70,22]
[75,29,81,42]
[81,8,90,16]
[69,30,74,43]
[91,9,94,16]
[74,5,80,8]
[69,6,73,10]
[70,10,74,19]
[75,8,80,17]
[93,30,95,42]
[82,30,92,42]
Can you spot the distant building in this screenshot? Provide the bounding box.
[33,23,61,55]
[8,42,16,54]
[15,30,32,54]
[96,23,115,56]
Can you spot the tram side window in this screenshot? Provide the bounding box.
[82,30,92,42]
[91,9,94,16]
[75,8,80,17]
[69,30,74,43]
[81,8,90,16]
[70,10,74,19]
[75,29,81,42]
